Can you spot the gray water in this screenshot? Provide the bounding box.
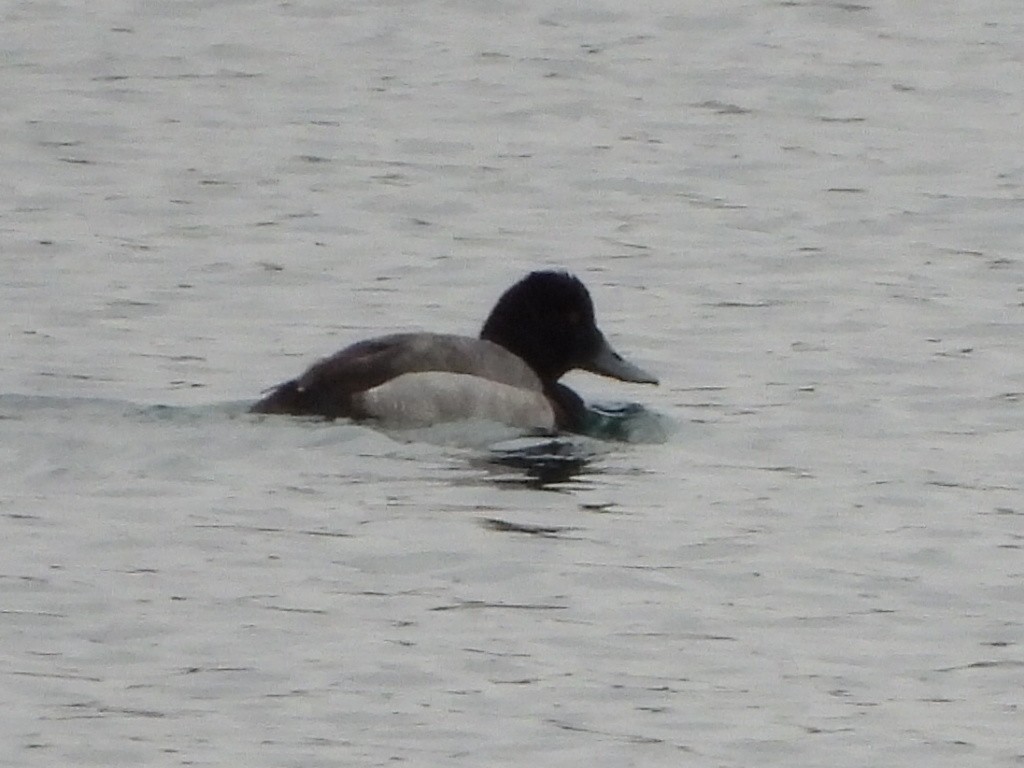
[3,1,1023,766]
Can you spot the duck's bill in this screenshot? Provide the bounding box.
[584,335,659,385]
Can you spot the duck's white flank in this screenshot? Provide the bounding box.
[357,372,555,430]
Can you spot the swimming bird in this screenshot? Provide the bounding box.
[250,270,657,432]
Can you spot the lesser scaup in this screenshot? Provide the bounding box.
[250,270,657,432]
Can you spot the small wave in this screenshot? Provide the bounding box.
[0,393,249,423]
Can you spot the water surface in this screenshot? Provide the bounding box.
[3,1,1023,766]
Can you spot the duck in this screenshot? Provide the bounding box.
[249,270,657,433]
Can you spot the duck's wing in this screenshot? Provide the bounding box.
[250,335,403,417]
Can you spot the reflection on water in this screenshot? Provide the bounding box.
[475,400,666,490]
[476,436,596,491]
[479,517,573,537]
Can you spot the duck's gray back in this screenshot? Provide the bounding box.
[302,333,545,393]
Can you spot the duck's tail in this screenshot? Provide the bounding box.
[249,379,313,415]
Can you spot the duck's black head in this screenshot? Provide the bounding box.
[480,270,658,386]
